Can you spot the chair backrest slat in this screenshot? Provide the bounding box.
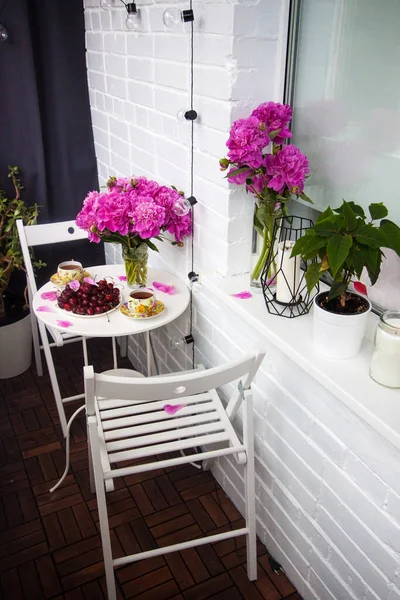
[19,220,87,247]
[89,352,264,405]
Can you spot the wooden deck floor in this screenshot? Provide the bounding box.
[0,338,301,600]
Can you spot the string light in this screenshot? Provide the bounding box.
[163,8,194,30]
[0,0,8,42]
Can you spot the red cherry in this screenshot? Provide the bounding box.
[63,303,72,311]
[105,294,112,301]
[69,297,78,306]
[95,306,104,314]
[87,307,95,316]
[107,283,114,291]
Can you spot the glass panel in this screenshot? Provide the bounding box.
[290,0,400,310]
[291,0,400,224]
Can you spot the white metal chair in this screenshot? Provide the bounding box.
[84,351,264,600]
[17,219,127,436]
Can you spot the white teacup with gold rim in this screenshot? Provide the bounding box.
[128,289,157,316]
[57,261,83,284]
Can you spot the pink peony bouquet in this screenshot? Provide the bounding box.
[76,175,192,286]
[220,101,311,284]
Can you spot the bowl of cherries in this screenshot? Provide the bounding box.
[57,279,121,317]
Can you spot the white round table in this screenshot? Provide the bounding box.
[33,264,190,375]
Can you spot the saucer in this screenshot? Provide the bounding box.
[120,300,165,319]
[50,270,91,288]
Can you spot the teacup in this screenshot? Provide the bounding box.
[128,289,157,316]
[57,260,83,284]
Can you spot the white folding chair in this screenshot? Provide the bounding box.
[17,219,126,436]
[84,351,265,600]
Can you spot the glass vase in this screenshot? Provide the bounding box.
[122,243,148,288]
[250,214,281,292]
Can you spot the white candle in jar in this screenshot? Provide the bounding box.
[276,241,301,304]
[369,316,400,388]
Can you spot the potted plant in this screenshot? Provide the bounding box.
[0,166,43,378]
[291,200,400,358]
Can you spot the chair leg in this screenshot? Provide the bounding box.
[88,420,116,600]
[87,425,95,494]
[243,390,257,580]
[28,286,43,377]
[38,321,67,436]
[112,337,118,370]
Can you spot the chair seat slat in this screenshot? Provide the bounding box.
[102,402,217,430]
[98,392,212,414]
[104,410,220,440]
[108,431,231,463]
[106,421,226,452]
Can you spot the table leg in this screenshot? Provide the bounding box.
[146,331,152,376]
[112,337,118,370]
[82,337,89,366]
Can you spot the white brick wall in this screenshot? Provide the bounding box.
[83,1,400,599]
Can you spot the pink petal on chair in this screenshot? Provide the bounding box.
[41,291,58,301]
[37,305,53,312]
[84,277,98,286]
[152,281,175,294]
[164,403,186,415]
[68,280,80,291]
[118,275,127,281]
[231,291,252,299]
[56,320,73,328]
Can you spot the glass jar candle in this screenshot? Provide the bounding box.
[369,311,400,388]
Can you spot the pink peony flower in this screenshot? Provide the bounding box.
[265,144,309,194]
[96,190,132,236]
[226,116,270,168]
[131,200,166,238]
[168,213,192,243]
[227,167,254,186]
[251,102,293,145]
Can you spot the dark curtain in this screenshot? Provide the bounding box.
[0,0,104,289]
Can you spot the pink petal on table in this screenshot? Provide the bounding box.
[153,281,175,294]
[164,404,186,415]
[231,291,252,299]
[56,320,73,328]
[41,291,57,301]
[68,280,80,291]
[118,275,127,281]
[37,305,53,313]
[84,277,98,286]
[354,281,368,296]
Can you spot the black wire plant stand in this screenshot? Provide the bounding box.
[260,216,319,318]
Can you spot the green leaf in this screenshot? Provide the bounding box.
[340,200,358,231]
[314,217,339,237]
[380,219,400,255]
[305,262,323,294]
[355,224,385,248]
[299,191,313,203]
[369,203,388,221]
[334,201,365,218]
[268,128,281,141]
[347,246,368,279]
[144,239,159,252]
[316,206,335,224]
[366,249,382,286]
[291,235,326,258]
[224,166,251,179]
[328,281,347,302]
[327,234,353,278]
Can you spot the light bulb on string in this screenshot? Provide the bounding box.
[125,2,141,31]
[170,334,195,351]
[100,0,111,9]
[0,23,8,42]
[173,195,197,217]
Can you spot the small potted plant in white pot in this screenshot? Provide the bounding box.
[0,166,43,378]
[291,200,400,359]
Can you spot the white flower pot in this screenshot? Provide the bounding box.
[313,291,371,359]
[0,313,32,378]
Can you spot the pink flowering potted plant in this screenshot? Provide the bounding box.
[76,176,192,287]
[220,102,311,289]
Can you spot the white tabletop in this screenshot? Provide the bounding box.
[33,265,190,337]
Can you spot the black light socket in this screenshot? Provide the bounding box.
[184,334,195,345]
[184,110,198,121]
[188,271,199,283]
[127,2,137,14]
[182,9,194,22]
[187,196,198,206]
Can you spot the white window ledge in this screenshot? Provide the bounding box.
[202,273,400,451]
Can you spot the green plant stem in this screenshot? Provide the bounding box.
[251,210,279,282]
